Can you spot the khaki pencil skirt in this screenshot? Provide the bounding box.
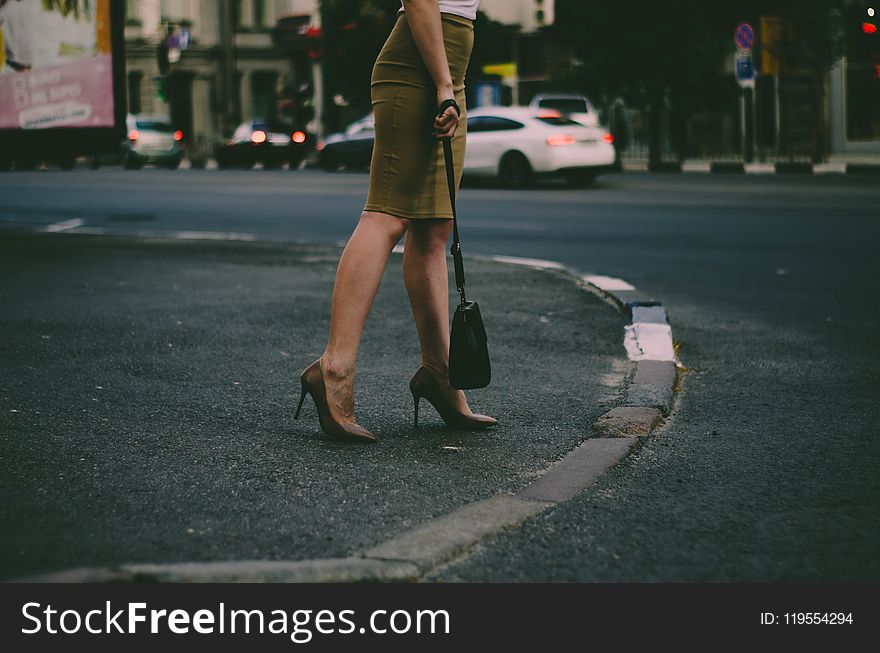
[363,12,474,220]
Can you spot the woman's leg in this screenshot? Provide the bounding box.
[322,211,408,420]
[402,218,475,415]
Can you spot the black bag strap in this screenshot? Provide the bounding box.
[438,98,466,305]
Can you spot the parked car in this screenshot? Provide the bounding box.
[216,120,310,169]
[316,114,375,171]
[463,106,616,187]
[123,114,184,170]
[528,93,600,127]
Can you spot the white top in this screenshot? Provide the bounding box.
[399,0,480,21]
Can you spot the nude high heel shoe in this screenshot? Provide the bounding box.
[295,358,377,444]
[410,366,497,430]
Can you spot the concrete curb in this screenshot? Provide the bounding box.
[622,160,877,175]
[495,262,683,434]
[364,495,553,569]
[710,162,745,174]
[516,439,637,503]
[15,558,420,584]
[846,163,880,176]
[153,158,880,176]
[11,234,683,584]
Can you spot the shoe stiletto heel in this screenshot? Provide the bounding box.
[294,384,307,419]
[296,358,377,444]
[413,392,420,428]
[409,366,496,431]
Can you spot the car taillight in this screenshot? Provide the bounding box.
[602,132,614,144]
[174,130,183,141]
[251,130,267,144]
[547,134,576,146]
[537,110,562,119]
[128,129,139,141]
[292,131,307,144]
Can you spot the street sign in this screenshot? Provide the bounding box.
[736,53,755,87]
[760,16,781,75]
[474,80,502,107]
[177,28,191,50]
[735,22,755,51]
[482,63,517,79]
[166,28,191,51]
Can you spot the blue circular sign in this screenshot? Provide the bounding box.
[735,23,755,51]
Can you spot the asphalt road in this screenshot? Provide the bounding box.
[2,167,878,581]
[0,233,626,581]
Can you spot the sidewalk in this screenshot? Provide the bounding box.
[0,232,628,581]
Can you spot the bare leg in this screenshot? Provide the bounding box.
[322,211,408,421]
[403,218,474,415]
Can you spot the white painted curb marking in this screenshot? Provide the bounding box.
[42,218,84,233]
[624,323,676,362]
[582,274,636,292]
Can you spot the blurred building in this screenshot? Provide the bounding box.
[480,0,554,33]
[572,4,880,165]
[828,4,880,159]
[475,0,557,105]
[730,6,880,164]
[125,0,559,144]
[122,1,875,163]
[124,0,320,151]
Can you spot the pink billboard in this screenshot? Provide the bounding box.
[0,0,114,130]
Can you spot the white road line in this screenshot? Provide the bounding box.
[469,221,548,232]
[41,218,84,233]
[490,255,565,271]
[172,230,258,241]
[69,226,258,241]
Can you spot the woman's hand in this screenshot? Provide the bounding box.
[402,1,460,138]
[433,91,460,139]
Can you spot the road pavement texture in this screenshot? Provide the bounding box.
[0,232,628,581]
[2,169,877,582]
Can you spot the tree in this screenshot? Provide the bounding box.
[319,3,517,129]
[319,0,398,132]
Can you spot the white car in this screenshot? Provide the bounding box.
[529,93,600,127]
[123,114,184,170]
[463,106,616,187]
[317,114,375,170]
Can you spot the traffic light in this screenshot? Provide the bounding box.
[863,6,877,34]
[852,6,880,63]
[865,6,880,77]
